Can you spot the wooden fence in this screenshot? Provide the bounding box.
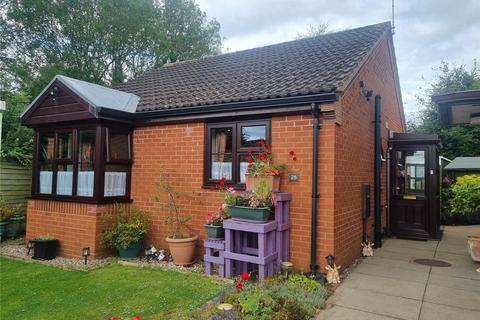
[0,158,31,205]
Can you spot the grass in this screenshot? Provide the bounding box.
[0,257,227,320]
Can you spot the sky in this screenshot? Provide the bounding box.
[196,0,480,117]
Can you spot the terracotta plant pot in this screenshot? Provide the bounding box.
[245,174,281,192]
[467,235,480,262]
[166,234,198,266]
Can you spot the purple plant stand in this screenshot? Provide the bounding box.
[204,239,225,277]
[206,192,291,281]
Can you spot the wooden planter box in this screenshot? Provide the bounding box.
[227,205,271,223]
[245,174,281,192]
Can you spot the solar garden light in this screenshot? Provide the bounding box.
[82,247,90,265]
[27,241,34,256]
[281,261,293,278]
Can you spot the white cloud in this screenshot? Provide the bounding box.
[197,0,480,116]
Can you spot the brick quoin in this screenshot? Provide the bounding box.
[25,31,404,272]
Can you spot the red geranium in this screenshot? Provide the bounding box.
[241,272,250,281]
[235,281,244,289]
[132,316,141,320]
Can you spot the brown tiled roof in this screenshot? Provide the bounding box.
[115,22,391,113]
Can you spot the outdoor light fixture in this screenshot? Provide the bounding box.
[326,254,335,266]
[359,81,373,101]
[27,241,35,256]
[50,86,60,100]
[82,247,90,265]
[281,261,293,278]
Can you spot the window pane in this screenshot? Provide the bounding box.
[104,164,128,197]
[241,125,266,148]
[56,164,73,195]
[77,130,96,197]
[38,132,54,194]
[109,132,130,160]
[395,150,425,195]
[57,132,72,159]
[210,127,233,180]
[239,154,250,183]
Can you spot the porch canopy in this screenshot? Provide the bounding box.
[432,90,480,125]
[20,75,138,203]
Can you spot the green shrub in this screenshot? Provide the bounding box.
[0,198,16,222]
[450,175,480,215]
[220,274,330,320]
[101,206,149,249]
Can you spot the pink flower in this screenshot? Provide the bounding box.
[227,187,235,193]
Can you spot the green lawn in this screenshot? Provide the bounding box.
[0,257,226,320]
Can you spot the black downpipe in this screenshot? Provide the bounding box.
[374,95,382,248]
[310,103,320,275]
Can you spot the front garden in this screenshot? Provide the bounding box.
[0,256,226,320]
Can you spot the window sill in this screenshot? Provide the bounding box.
[202,183,246,191]
[28,194,133,205]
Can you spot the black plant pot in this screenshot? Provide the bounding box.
[32,239,58,260]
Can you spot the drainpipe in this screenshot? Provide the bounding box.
[374,95,382,248]
[310,102,320,275]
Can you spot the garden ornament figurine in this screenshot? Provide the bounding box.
[361,240,374,257]
[145,244,158,262]
[325,254,341,284]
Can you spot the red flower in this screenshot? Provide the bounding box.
[289,150,295,156]
[132,316,141,320]
[267,144,272,149]
[257,139,266,146]
[241,272,250,281]
[248,163,253,168]
[246,156,253,163]
[235,281,244,289]
[110,317,119,320]
[219,177,226,186]
[209,186,215,191]
[271,169,279,175]
[292,156,297,161]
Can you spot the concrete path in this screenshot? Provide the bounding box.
[318,226,480,320]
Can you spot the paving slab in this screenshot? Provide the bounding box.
[318,306,401,320]
[362,255,431,272]
[354,262,430,283]
[428,273,480,292]
[341,272,425,300]
[424,283,480,311]
[382,239,438,251]
[332,286,422,320]
[419,302,480,320]
[373,248,435,261]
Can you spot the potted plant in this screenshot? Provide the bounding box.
[31,235,58,260]
[101,206,149,259]
[6,205,26,238]
[0,198,15,240]
[205,204,229,239]
[226,181,274,223]
[244,140,285,192]
[154,168,198,266]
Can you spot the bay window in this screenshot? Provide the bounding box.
[33,125,132,202]
[205,119,270,187]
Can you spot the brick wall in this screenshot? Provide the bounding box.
[130,116,336,271]
[333,33,405,267]
[26,200,119,258]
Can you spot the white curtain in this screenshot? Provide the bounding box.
[211,162,232,180]
[77,171,95,197]
[104,172,127,197]
[39,171,53,194]
[56,171,73,195]
[240,162,249,183]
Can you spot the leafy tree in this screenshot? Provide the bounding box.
[1,92,33,166]
[0,0,221,166]
[408,61,480,159]
[1,0,221,95]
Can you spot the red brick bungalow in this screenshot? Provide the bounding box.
[20,22,405,272]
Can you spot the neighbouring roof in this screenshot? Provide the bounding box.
[432,90,480,125]
[115,22,392,112]
[444,157,480,171]
[21,75,139,118]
